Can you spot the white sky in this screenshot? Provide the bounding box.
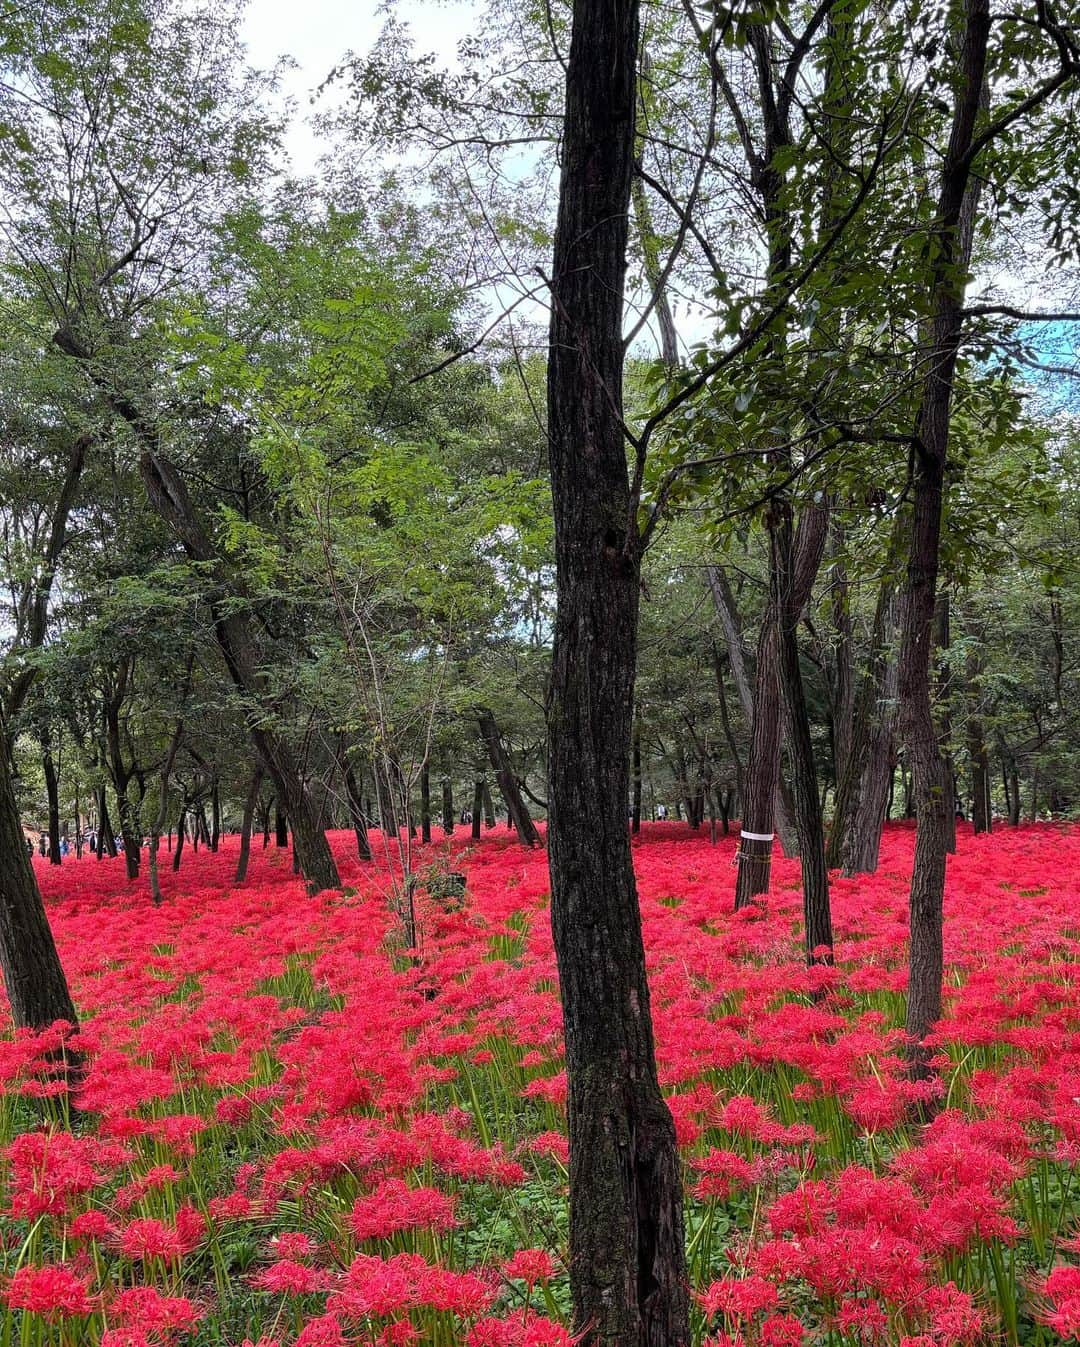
[239,0,476,172]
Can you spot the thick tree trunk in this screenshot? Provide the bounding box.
[0,725,78,1030]
[735,621,784,907]
[900,0,990,1082]
[275,805,288,848]
[546,0,688,1336]
[116,792,141,880]
[235,764,264,884]
[441,779,454,836]
[481,781,496,828]
[477,709,541,847]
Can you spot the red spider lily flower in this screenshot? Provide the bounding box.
[6,1264,95,1316]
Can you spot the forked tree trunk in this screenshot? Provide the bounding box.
[546,0,688,1334]
[0,726,78,1029]
[477,709,541,847]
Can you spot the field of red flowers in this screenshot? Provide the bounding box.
[1,820,1078,1347]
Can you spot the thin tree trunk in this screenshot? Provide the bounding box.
[471,780,483,840]
[632,714,642,834]
[235,764,264,884]
[342,761,372,861]
[173,810,186,872]
[481,782,496,828]
[441,779,454,836]
[477,709,541,847]
[420,761,432,844]
[43,738,62,865]
[210,781,221,852]
[275,805,288,847]
[546,0,688,1333]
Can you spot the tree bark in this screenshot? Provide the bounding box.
[771,503,833,963]
[631,715,642,834]
[706,564,797,853]
[441,778,454,835]
[420,761,432,843]
[42,733,62,866]
[343,762,372,861]
[471,780,483,839]
[139,452,340,894]
[173,809,186,872]
[235,764,264,884]
[546,0,688,1335]
[477,709,541,847]
[0,721,78,1030]
[899,0,990,1082]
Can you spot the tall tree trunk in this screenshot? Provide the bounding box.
[420,761,432,844]
[934,592,958,853]
[42,737,62,866]
[771,503,833,963]
[481,781,496,828]
[0,723,78,1030]
[546,0,688,1335]
[343,762,372,861]
[97,786,117,858]
[827,579,899,875]
[471,780,483,840]
[173,809,186,872]
[441,779,454,835]
[275,805,288,848]
[899,0,990,1082]
[631,715,643,834]
[235,764,264,884]
[706,564,797,852]
[210,781,221,852]
[148,683,188,905]
[477,709,541,847]
[139,452,339,894]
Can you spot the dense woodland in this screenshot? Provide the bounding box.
[2,0,1080,1343]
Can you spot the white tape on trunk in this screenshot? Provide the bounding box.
[740,830,775,842]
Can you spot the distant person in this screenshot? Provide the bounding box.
[656,804,667,821]
[25,837,33,858]
[60,837,69,858]
[38,834,46,856]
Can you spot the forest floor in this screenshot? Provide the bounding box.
[1,821,1079,1347]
